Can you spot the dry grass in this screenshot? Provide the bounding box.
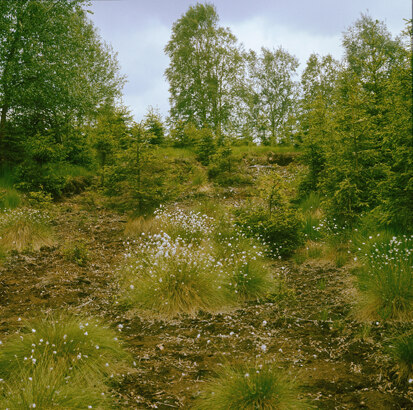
[0,219,55,252]
[124,216,160,238]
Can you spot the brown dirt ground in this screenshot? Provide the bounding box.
[0,192,412,409]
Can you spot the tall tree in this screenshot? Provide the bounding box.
[243,47,298,145]
[318,15,410,225]
[0,0,124,163]
[299,53,339,192]
[164,2,243,135]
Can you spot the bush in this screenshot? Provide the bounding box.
[63,241,89,266]
[16,161,66,199]
[389,332,413,383]
[194,364,306,409]
[354,234,413,321]
[235,205,304,258]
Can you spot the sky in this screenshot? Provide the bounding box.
[89,0,411,121]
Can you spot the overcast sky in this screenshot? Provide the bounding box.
[89,0,411,121]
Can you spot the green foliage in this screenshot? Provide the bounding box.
[165,3,243,133]
[235,205,303,258]
[194,364,306,409]
[0,312,130,408]
[16,161,67,198]
[298,16,412,230]
[103,123,171,214]
[244,47,299,145]
[143,106,165,145]
[0,188,21,209]
[389,332,413,383]
[63,241,89,267]
[0,0,124,164]
[194,127,217,166]
[25,191,53,208]
[207,142,253,186]
[354,234,413,321]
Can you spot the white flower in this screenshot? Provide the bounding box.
[260,344,267,352]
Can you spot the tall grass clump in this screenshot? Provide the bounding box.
[211,224,273,300]
[0,312,130,408]
[119,233,228,316]
[0,188,21,209]
[389,332,413,383]
[0,166,21,209]
[0,208,55,252]
[354,234,413,321]
[194,364,306,410]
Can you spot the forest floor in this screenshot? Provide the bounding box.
[1,188,412,409]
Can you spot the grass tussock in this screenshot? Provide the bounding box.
[0,208,55,252]
[0,312,131,408]
[119,207,277,317]
[0,188,21,209]
[353,234,413,321]
[193,363,306,410]
[390,332,413,383]
[119,234,229,316]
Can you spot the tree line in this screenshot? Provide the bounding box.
[0,1,411,230]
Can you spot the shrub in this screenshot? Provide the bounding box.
[354,234,413,321]
[194,364,306,409]
[235,205,304,258]
[63,241,89,267]
[0,312,131,408]
[389,332,413,383]
[25,191,53,208]
[0,208,55,252]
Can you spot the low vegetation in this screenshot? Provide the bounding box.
[0,208,55,252]
[354,234,413,321]
[0,313,131,408]
[194,363,306,409]
[390,332,413,383]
